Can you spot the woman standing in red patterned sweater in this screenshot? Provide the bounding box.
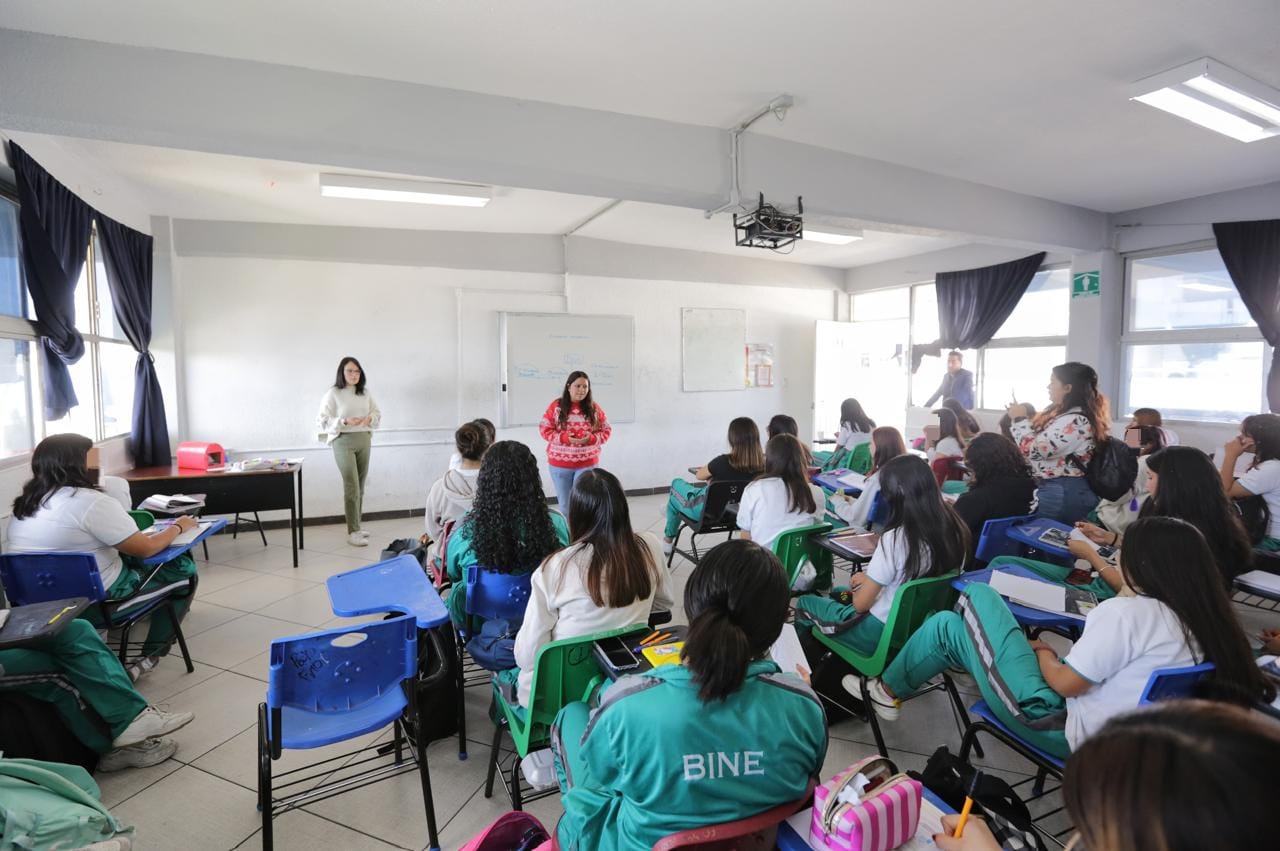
[540,371,612,514]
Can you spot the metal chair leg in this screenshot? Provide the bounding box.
[415,702,441,851]
[510,750,524,811]
[257,703,274,850]
[117,622,132,666]
[233,513,240,540]
[454,634,468,760]
[942,675,982,758]
[169,602,195,673]
[484,720,504,798]
[666,527,682,568]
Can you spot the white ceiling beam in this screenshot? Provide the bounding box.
[0,28,1107,251]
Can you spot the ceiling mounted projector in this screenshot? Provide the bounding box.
[733,193,804,252]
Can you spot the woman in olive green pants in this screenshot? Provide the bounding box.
[318,357,382,546]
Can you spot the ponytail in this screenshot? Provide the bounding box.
[681,540,789,702]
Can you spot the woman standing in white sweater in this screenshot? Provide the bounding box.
[506,468,672,707]
[317,357,382,546]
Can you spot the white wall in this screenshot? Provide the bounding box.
[1112,179,1280,255]
[175,251,837,521]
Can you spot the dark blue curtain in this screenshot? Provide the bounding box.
[96,214,171,466]
[911,251,1047,371]
[9,141,93,420]
[1213,220,1280,412]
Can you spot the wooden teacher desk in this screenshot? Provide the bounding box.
[122,464,305,567]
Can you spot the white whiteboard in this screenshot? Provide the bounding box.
[499,312,635,426]
[682,308,746,391]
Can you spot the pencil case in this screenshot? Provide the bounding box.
[810,755,923,851]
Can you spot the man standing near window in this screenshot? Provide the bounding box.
[924,351,975,409]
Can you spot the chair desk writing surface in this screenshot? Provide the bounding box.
[141,518,228,565]
[0,598,91,650]
[1004,516,1073,561]
[325,555,449,630]
[812,468,864,496]
[953,564,1082,635]
[122,463,305,567]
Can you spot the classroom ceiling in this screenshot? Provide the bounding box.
[2,1,1279,213]
[36,135,967,268]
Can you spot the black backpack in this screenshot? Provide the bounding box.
[1071,437,1138,502]
[910,747,1047,851]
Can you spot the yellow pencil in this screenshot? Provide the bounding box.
[953,769,983,837]
[46,605,76,626]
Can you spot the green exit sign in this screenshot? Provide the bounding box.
[1072,271,1100,299]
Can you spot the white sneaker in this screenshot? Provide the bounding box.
[662,539,674,556]
[112,706,195,748]
[347,532,369,547]
[861,676,901,722]
[356,529,370,538]
[98,737,178,772]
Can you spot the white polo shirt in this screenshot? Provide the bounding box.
[6,486,140,588]
[736,478,825,550]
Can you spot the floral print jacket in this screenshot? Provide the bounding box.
[1010,408,1095,479]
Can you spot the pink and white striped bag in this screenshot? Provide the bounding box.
[809,756,923,851]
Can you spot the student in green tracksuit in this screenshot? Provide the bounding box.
[0,618,195,771]
[552,540,827,851]
[445,441,569,629]
[662,417,763,552]
[864,517,1273,761]
[795,455,968,660]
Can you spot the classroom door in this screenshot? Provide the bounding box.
[813,319,909,438]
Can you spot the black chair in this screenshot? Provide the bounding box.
[0,675,109,772]
[667,480,744,568]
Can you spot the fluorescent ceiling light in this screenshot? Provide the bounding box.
[319,173,491,206]
[1130,58,1280,143]
[804,227,864,245]
[1180,282,1231,293]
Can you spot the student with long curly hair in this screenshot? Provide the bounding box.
[952,433,1035,559]
[444,440,569,628]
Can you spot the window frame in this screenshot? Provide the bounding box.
[0,181,132,469]
[851,261,1070,413]
[1120,241,1269,423]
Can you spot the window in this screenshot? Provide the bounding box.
[0,186,135,463]
[0,337,37,459]
[0,195,24,318]
[852,265,1070,411]
[1122,247,1265,422]
[47,226,132,440]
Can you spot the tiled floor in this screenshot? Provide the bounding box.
[101,494,1074,849]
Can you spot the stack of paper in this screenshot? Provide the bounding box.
[989,570,1098,620]
[1236,570,1280,598]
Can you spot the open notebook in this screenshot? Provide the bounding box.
[149,520,216,547]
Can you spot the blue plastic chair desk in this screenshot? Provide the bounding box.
[775,786,955,849]
[813,468,864,496]
[141,517,228,564]
[1005,516,1073,561]
[326,554,449,630]
[953,564,1083,634]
